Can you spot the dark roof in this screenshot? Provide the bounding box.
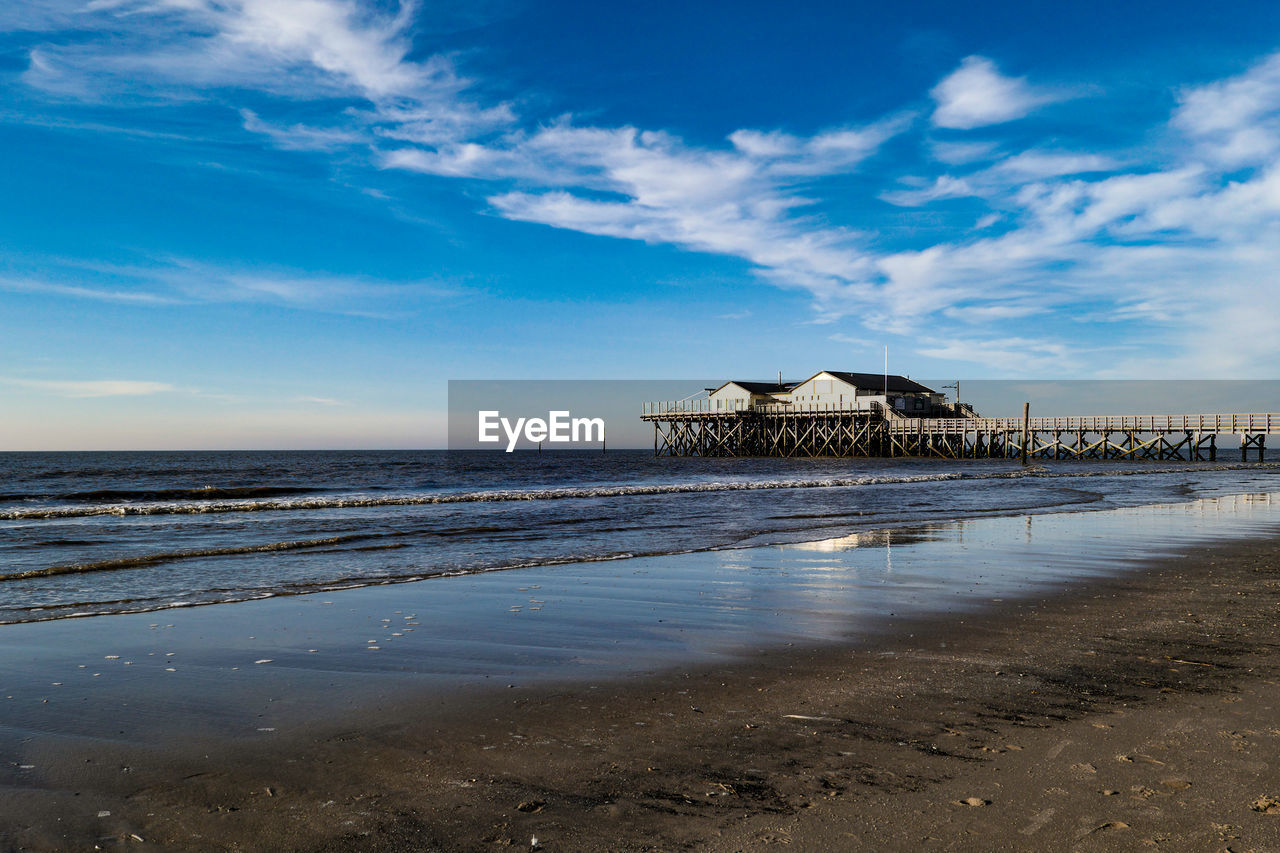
[817,371,936,394]
[714,380,797,395]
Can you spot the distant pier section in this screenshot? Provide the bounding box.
[641,371,1278,461]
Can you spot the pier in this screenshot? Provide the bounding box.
[640,402,1279,461]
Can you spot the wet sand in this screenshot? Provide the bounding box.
[5,519,1280,849]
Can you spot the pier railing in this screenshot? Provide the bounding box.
[889,413,1280,435]
[640,406,1280,459]
[640,404,1280,434]
[642,400,886,416]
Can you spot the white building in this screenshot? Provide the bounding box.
[705,380,794,412]
[708,371,942,413]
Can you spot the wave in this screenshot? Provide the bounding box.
[1,461,1275,522]
[0,534,374,582]
[0,485,328,505]
[63,485,328,502]
[0,550,665,624]
[0,485,1110,590]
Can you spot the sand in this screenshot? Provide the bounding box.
[5,534,1280,851]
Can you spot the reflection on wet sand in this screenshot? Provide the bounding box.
[3,491,1280,754]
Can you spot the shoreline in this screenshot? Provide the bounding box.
[7,456,1279,628]
[4,510,1280,849]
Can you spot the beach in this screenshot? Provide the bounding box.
[9,2,1280,848]
[3,483,1280,851]
[7,2,1280,846]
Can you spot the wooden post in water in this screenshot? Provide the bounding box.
[1020,402,1030,466]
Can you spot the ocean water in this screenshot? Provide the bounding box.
[1,450,1278,624]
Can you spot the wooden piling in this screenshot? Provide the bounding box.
[1020,402,1030,467]
[641,406,1280,461]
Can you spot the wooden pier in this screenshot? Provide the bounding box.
[640,403,1279,461]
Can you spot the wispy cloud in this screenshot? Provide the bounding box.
[918,337,1078,372]
[27,0,513,132]
[1,377,178,397]
[0,276,179,304]
[880,174,976,207]
[882,150,1119,206]
[1,256,459,317]
[239,109,363,151]
[387,116,909,314]
[1173,52,1280,166]
[10,4,1280,375]
[929,138,1000,165]
[930,56,1065,129]
[942,303,1045,322]
[157,260,439,316]
[991,150,1118,179]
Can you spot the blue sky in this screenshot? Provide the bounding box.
[2,0,1280,448]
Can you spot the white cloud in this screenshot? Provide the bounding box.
[990,151,1117,179]
[12,4,1280,376]
[1173,53,1280,166]
[14,3,907,317]
[942,303,1045,322]
[0,277,179,304]
[156,261,461,316]
[930,138,1000,165]
[0,2,86,32]
[883,151,1117,207]
[931,56,1062,129]
[73,0,428,100]
[465,118,899,302]
[1,258,458,317]
[880,174,976,206]
[917,337,1077,372]
[1,377,178,397]
[240,109,363,151]
[25,0,513,139]
[728,119,911,176]
[14,3,898,321]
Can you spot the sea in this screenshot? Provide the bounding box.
[2,450,1279,625]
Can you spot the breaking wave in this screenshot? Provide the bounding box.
[0,485,327,504]
[0,534,375,581]
[1,461,1275,521]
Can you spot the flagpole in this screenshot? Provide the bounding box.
[883,345,888,399]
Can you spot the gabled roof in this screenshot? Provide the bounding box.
[802,371,936,394]
[710,380,798,396]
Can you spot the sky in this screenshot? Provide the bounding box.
[2,0,1280,448]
